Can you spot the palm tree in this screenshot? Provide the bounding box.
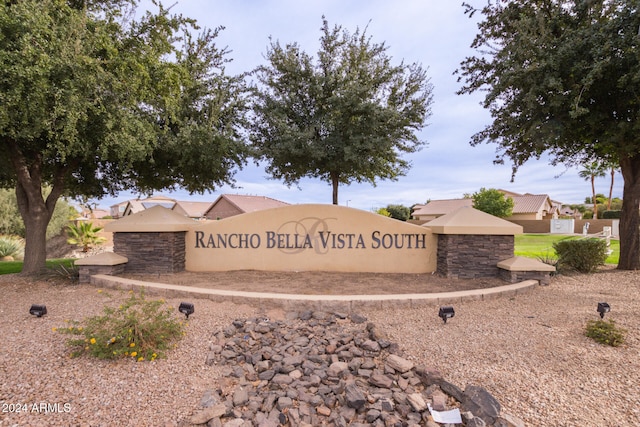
[67,221,107,253]
[579,162,607,218]
[605,162,619,211]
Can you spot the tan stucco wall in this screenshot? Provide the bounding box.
[186,204,437,273]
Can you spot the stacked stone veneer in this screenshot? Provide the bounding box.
[436,234,514,279]
[499,269,551,285]
[113,231,186,274]
[79,264,126,284]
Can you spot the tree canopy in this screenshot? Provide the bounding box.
[385,204,411,221]
[472,188,514,218]
[0,0,249,274]
[456,0,640,269]
[250,18,433,205]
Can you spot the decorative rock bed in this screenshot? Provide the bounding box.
[192,310,524,426]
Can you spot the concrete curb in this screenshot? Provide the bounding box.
[90,274,539,312]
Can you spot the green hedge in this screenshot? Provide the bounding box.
[553,238,608,273]
[602,210,621,219]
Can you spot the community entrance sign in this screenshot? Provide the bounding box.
[186,204,437,273]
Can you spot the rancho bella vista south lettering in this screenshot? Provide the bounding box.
[194,230,427,250]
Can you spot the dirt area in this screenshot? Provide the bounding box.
[122,270,510,295]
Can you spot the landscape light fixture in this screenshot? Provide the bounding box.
[179,302,194,319]
[597,302,610,319]
[438,306,455,324]
[29,304,47,318]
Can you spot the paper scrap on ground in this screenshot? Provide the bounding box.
[428,404,462,424]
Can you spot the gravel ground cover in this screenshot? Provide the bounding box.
[0,268,638,426]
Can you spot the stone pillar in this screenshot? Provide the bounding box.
[436,234,514,279]
[113,231,186,274]
[104,205,195,275]
[424,207,523,280]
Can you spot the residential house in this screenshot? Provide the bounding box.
[412,190,558,221]
[173,201,214,220]
[204,194,290,220]
[109,201,128,219]
[412,199,472,221]
[121,195,177,217]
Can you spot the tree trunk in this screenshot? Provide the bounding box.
[15,180,56,275]
[618,155,640,270]
[331,171,339,205]
[608,167,614,211]
[591,175,598,219]
[7,140,64,275]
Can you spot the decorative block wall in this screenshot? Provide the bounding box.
[79,264,126,284]
[498,269,552,285]
[113,231,186,274]
[436,234,514,279]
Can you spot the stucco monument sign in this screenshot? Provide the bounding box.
[186,204,437,273]
[97,204,550,283]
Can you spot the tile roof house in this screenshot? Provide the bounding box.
[172,201,214,220]
[122,195,177,217]
[413,191,558,221]
[412,199,472,221]
[204,194,290,220]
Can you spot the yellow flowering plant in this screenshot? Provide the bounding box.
[57,291,184,360]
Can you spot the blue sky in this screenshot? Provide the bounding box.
[95,0,623,211]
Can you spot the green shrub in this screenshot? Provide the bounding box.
[553,238,607,273]
[375,208,392,217]
[385,204,411,221]
[602,210,621,219]
[585,319,626,347]
[0,235,25,260]
[57,291,185,361]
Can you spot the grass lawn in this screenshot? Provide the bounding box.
[514,233,619,265]
[0,258,76,275]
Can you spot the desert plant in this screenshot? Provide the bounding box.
[536,252,558,273]
[48,262,80,282]
[553,238,607,273]
[66,221,107,253]
[57,291,185,361]
[585,319,626,347]
[0,235,25,261]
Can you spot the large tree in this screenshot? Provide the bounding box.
[0,0,249,274]
[250,18,433,205]
[457,0,640,269]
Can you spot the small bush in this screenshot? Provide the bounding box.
[57,291,185,361]
[0,235,25,260]
[553,238,607,273]
[585,319,626,347]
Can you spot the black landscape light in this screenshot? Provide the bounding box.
[438,306,455,323]
[597,302,610,319]
[179,302,194,319]
[29,304,47,318]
